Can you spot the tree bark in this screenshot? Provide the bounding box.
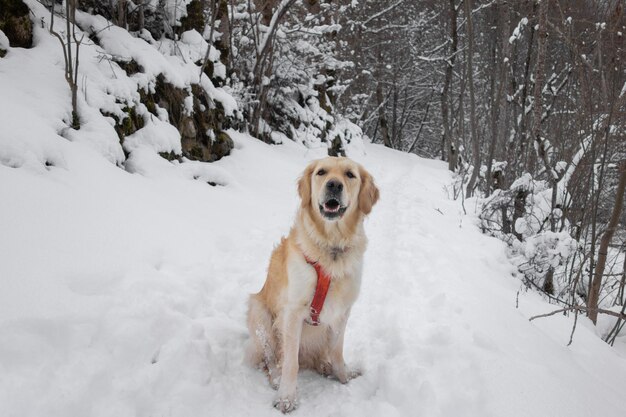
[216,0,231,66]
[515,1,537,178]
[255,0,275,25]
[442,0,458,171]
[588,161,626,324]
[484,6,499,194]
[50,0,80,129]
[138,0,145,31]
[391,81,398,148]
[376,80,391,148]
[250,0,297,139]
[117,0,127,29]
[530,0,556,293]
[464,0,481,197]
[532,0,551,181]
[485,0,508,194]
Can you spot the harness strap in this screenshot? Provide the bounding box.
[304,255,332,326]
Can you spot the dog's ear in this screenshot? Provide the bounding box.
[358,166,379,215]
[298,163,315,208]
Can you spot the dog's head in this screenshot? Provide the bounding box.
[298,157,379,222]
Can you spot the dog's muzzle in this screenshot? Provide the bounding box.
[319,180,347,219]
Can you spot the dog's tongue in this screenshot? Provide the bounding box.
[324,199,340,212]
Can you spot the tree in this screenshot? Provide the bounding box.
[50,0,83,129]
[249,0,297,139]
[442,0,458,171]
[588,161,626,323]
[464,0,480,197]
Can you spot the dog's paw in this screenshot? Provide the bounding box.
[268,374,281,390]
[334,365,362,384]
[263,363,281,390]
[273,395,298,414]
[347,367,362,381]
[317,361,333,378]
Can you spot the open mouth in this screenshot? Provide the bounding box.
[319,199,347,219]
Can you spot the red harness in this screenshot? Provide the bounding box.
[304,255,332,326]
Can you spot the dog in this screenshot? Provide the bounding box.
[245,156,379,413]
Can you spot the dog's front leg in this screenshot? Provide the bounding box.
[274,310,303,413]
[329,310,360,384]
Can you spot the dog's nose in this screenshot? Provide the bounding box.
[326,180,343,192]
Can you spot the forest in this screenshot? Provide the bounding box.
[38,0,624,342]
[1,0,624,341]
[0,0,626,414]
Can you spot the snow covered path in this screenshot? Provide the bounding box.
[2,135,626,417]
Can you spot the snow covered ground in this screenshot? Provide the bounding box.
[2,133,626,416]
[2,3,626,416]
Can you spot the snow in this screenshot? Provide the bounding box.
[514,217,528,235]
[2,4,626,417]
[123,116,182,155]
[2,132,626,416]
[73,5,235,117]
[509,17,528,44]
[510,172,534,192]
[327,118,367,155]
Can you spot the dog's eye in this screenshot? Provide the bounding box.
[346,171,355,179]
[317,169,326,176]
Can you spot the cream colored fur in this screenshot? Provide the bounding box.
[245,157,379,413]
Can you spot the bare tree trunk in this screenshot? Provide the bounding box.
[515,2,537,178]
[618,252,626,305]
[65,0,77,128]
[588,162,626,324]
[512,190,528,241]
[249,0,296,139]
[456,55,466,165]
[407,90,434,154]
[376,80,391,148]
[50,0,82,129]
[530,0,556,294]
[216,0,231,66]
[531,0,551,181]
[485,0,508,194]
[391,81,398,148]
[442,0,458,171]
[117,0,128,29]
[138,0,145,31]
[256,0,275,25]
[304,0,320,13]
[200,0,218,78]
[464,0,480,197]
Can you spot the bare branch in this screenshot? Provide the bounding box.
[529,305,626,322]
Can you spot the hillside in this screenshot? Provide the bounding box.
[1,2,626,417]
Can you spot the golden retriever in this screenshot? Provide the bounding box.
[245,157,379,413]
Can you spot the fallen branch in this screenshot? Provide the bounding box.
[529,305,626,322]
[567,309,578,346]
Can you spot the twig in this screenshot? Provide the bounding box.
[529,305,626,322]
[522,275,571,306]
[406,87,435,154]
[460,172,467,215]
[567,309,578,346]
[604,301,626,345]
[200,0,217,79]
